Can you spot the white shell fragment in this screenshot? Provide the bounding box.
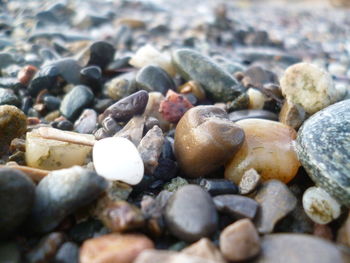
[92,137,144,185]
[302,186,341,225]
[280,62,339,114]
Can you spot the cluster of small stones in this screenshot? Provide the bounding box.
[0,0,349,263]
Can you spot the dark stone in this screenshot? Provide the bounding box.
[57,120,73,131]
[101,116,122,135]
[60,85,94,121]
[0,88,20,106]
[80,66,102,91]
[134,65,176,95]
[172,49,245,102]
[68,219,104,243]
[165,184,218,242]
[0,242,21,263]
[228,109,278,122]
[53,242,79,263]
[243,66,279,88]
[198,179,239,196]
[88,41,116,69]
[0,77,21,90]
[296,99,350,207]
[0,168,35,239]
[153,158,178,181]
[43,95,61,111]
[213,194,259,219]
[101,90,149,122]
[27,166,107,234]
[252,234,345,263]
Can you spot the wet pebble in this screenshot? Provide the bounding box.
[175,106,245,178]
[0,168,35,239]
[214,194,259,219]
[220,219,260,262]
[93,137,144,185]
[60,85,94,121]
[80,234,154,263]
[165,184,218,242]
[254,180,297,234]
[27,166,107,233]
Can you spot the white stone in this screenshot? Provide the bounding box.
[247,88,266,110]
[93,137,144,185]
[302,186,341,225]
[280,62,338,114]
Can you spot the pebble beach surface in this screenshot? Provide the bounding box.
[0,0,350,262]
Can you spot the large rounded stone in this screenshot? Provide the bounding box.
[0,168,35,239]
[172,49,245,102]
[252,234,346,263]
[296,99,350,207]
[165,185,218,242]
[175,106,245,178]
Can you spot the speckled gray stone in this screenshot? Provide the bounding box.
[296,99,350,207]
[172,49,245,102]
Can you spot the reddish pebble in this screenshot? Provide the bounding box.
[18,65,38,86]
[313,224,333,241]
[27,117,41,125]
[159,90,193,123]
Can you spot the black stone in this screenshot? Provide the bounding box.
[165,184,218,242]
[60,85,94,121]
[228,109,278,122]
[80,65,102,91]
[57,120,73,131]
[134,65,176,95]
[0,168,35,239]
[198,179,239,196]
[153,158,178,181]
[88,41,116,69]
[43,95,61,111]
[101,90,149,122]
[213,194,259,219]
[68,219,104,243]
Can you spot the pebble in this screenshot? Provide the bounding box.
[129,44,176,76]
[25,128,93,170]
[177,80,206,101]
[73,109,97,134]
[80,234,154,263]
[172,49,245,102]
[239,168,261,195]
[43,95,61,111]
[60,85,94,121]
[0,242,21,263]
[105,72,136,101]
[101,90,149,122]
[228,109,278,122]
[296,99,350,207]
[302,187,341,224]
[220,219,260,262]
[87,41,115,69]
[165,185,218,242]
[225,119,300,184]
[214,195,259,219]
[114,116,146,146]
[93,137,144,185]
[182,238,227,263]
[96,199,144,232]
[0,168,35,238]
[253,234,346,263]
[279,100,306,129]
[25,232,65,263]
[198,179,239,196]
[337,212,350,247]
[143,92,170,131]
[0,105,27,155]
[134,250,220,263]
[53,242,79,263]
[247,88,267,109]
[280,62,339,114]
[27,166,107,233]
[80,65,102,91]
[134,65,176,94]
[163,177,188,192]
[0,88,20,106]
[254,180,297,234]
[175,106,245,178]
[159,89,193,123]
[137,125,165,174]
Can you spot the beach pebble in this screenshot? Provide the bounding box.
[182,238,227,263]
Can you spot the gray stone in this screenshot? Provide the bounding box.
[214,195,259,219]
[254,180,297,234]
[115,116,145,146]
[134,65,176,95]
[165,185,218,242]
[27,166,107,234]
[0,88,20,106]
[60,85,94,121]
[0,168,35,239]
[252,234,346,263]
[54,242,79,263]
[296,99,350,207]
[74,109,97,134]
[172,49,245,102]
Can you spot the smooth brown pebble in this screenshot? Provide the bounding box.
[182,238,227,263]
[220,219,260,262]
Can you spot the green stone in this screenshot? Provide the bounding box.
[296,99,350,207]
[172,49,245,102]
